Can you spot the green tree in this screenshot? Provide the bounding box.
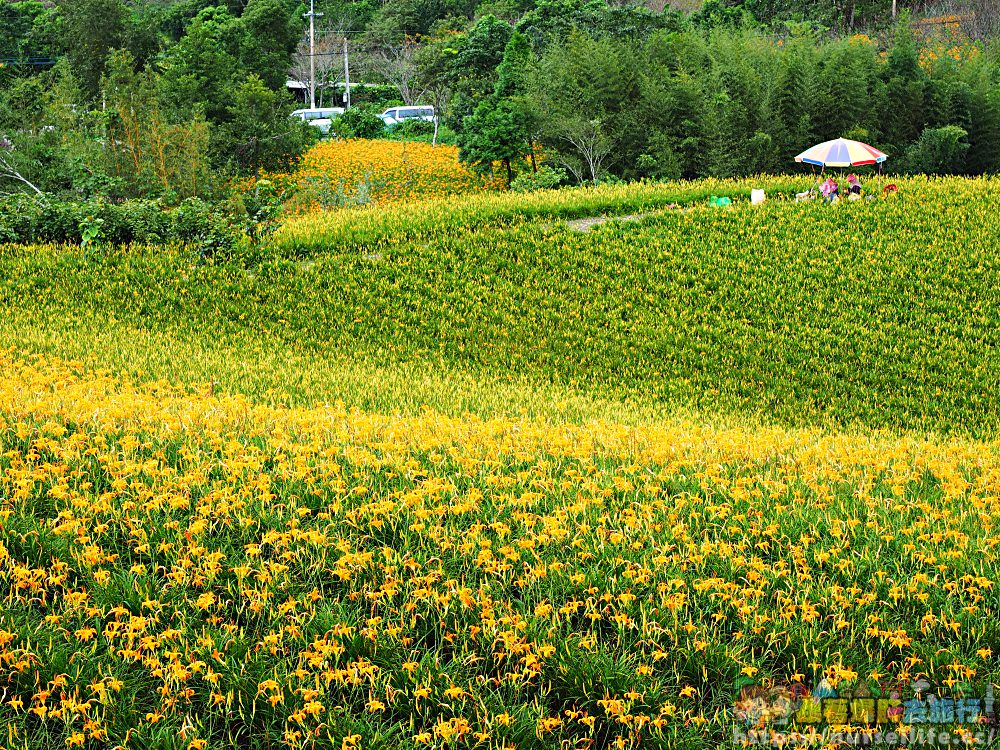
[459,30,536,182]
[493,30,532,99]
[0,1,60,63]
[517,0,679,46]
[330,105,387,139]
[371,0,476,39]
[459,99,531,185]
[415,27,463,145]
[0,76,47,136]
[878,15,927,151]
[638,30,714,178]
[158,6,240,123]
[239,0,301,90]
[814,37,879,141]
[217,75,317,176]
[960,48,1000,175]
[0,60,109,197]
[529,31,640,182]
[771,34,819,159]
[156,3,312,175]
[694,0,898,31]
[57,0,128,97]
[103,51,215,199]
[447,15,513,129]
[703,30,780,176]
[902,125,970,174]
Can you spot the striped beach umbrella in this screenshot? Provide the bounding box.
[795,138,888,168]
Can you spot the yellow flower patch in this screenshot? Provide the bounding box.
[2,353,1000,748]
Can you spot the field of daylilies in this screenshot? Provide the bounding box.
[4,176,1000,749]
[268,140,501,212]
[3,176,999,433]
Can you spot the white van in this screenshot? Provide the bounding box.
[379,105,436,128]
[291,107,345,135]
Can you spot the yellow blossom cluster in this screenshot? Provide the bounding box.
[267,139,502,213]
[2,353,1000,749]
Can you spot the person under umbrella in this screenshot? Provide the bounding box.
[846,173,862,198]
[795,139,888,203]
[820,176,840,203]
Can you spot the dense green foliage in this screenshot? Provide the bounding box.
[696,0,999,37]
[2,0,1000,200]
[5,177,1000,436]
[0,0,315,200]
[4,1,1000,203]
[0,193,282,255]
[312,0,986,39]
[509,22,1000,182]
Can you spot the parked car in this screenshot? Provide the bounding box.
[291,107,345,135]
[379,106,436,128]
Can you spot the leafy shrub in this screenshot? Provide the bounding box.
[237,179,284,244]
[510,165,568,193]
[902,126,971,175]
[98,201,171,244]
[343,84,399,110]
[169,198,238,257]
[0,194,43,243]
[391,118,435,139]
[29,200,80,243]
[329,106,386,140]
[0,195,248,255]
[79,215,105,251]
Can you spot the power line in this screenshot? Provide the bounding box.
[0,57,59,66]
[297,52,355,57]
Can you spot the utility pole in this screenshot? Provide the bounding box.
[343,36,351,108]
[892,0,897,19]
[303,0,323,109]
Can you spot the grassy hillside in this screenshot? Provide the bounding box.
[3,176,999,435]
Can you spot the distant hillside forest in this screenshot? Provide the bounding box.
[1,0,999,201]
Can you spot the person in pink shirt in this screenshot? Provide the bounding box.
[820,176,840,202]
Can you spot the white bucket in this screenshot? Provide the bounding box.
[751,189,766,205]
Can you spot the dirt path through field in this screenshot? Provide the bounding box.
[564,203,690,232]
[565,214,647,232]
